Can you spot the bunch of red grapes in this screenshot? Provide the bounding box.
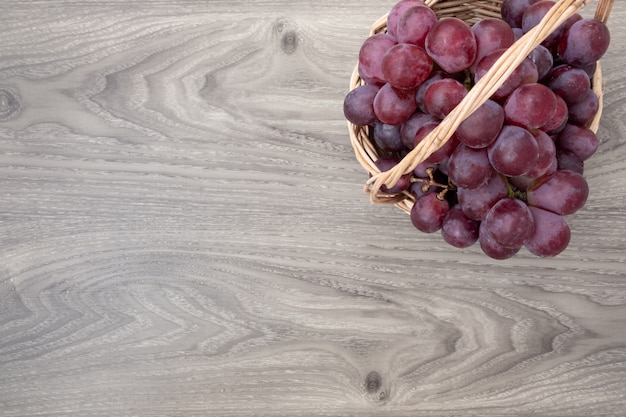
[344,0,611,259]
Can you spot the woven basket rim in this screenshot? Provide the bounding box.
[348,0,613,213]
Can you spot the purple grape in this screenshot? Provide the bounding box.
[373,121,404,152]
[519,57,539,85]
[547,65,590,106]
[527,170,589,215]
[410,192,450,233]
[488,125,539,177]
[381,43,433,90]
[474,49,528,100]
[540,93,568,134]
[524,206,571,257]
[343,84,380,126]
[525,129,557,178]
[387,0,425,37]
[456,99,504,149]
[396,4,437,47]
[425,17,477,74]
[358,64,383,86]
[457,170,509,221]
[562,13,583,33]
[579,61,598,79]
[416,70,447,113]
[504,83,557,130]
[556,124,599,161]
[558,18,611,67]
[423,78,467,119]
[471,18,515,71]
[400,112,439,149]
[447,144,492,190]
[359,34,397,84]
[413,121,439,148]
[529,44,553,81]
[567,89,599,126]
[479,220,521,260]
[501,0,542,28]
[521,1,565,49]
[556,149,584,174]
[441,205,480,248]
[373,83,417,125]
[482,197,535,249]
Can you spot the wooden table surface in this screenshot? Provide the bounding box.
[1,1,625,416]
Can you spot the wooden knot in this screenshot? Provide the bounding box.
[273,19,300,55]
[0,87,21,121]
[365,371,382,393]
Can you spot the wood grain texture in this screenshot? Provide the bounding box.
[0,1,625,416]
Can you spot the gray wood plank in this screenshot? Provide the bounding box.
[1,1,625,416]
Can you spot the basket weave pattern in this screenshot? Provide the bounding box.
[348,0,613,214]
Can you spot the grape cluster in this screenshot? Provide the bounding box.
[344,0,611,259]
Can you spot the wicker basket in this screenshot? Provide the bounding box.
[348,0,614,215]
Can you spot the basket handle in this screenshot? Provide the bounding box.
[595,0,614,23]
[367,0,614,203]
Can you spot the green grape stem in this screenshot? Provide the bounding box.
[502,174,528,202]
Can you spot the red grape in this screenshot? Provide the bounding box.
[524,129,556,178]
[474,49,528,100]
[479,220,521,260]
[547,65,590,106]
[387,0,425,37]
[488,125,539,177]
[540,93,568,134]
[447,145,492,190]
[381,43,433,90]
[567,89,599,126]
[441,205,480,248]
[521,1,564,48]
[556,149,584,174]
[482,197,535,249]
[425,17,477,74]
[457,170,509,221]
[400,112,438,149]
[396,4,437,47]
[501,0,542,28]
[343,84,380,126]
[373,83,417,125]
[359,34,397,84]
[556,124,599,161]
[471,18,515,71]
[527,170,589,215]
[503,83,557,130]
[519,57,539,85]
[524,207,571,257]
[416,70,447,113]
[423,78,467,119]
[410,192,450,233]
[455,99,504,149]
[558,18,610,67]
[528,44,553,81]
[373,121,404,152]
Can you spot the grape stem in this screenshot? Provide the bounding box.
[502,174,528,202]
[411,167,456,200]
